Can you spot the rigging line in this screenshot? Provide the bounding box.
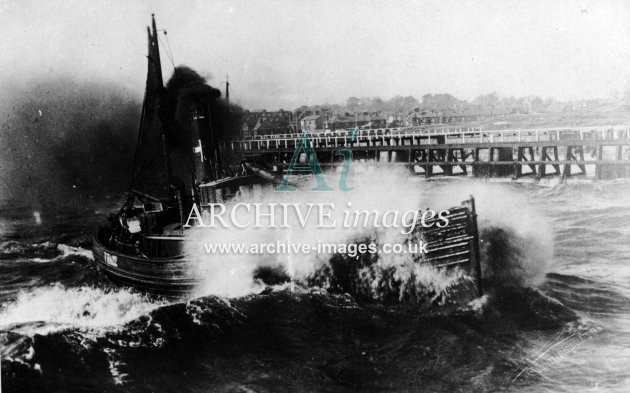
[157,30,173,63]
[157,34,175,68]
[158,35,175,68]
[163,33,175,67]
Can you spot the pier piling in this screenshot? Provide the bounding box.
[234,125,630,180]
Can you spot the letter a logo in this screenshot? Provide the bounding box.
[275,133,334,192]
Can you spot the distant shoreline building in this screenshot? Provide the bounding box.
[300,115,323,132]
[241,109,293,138]
[238,96,627,138]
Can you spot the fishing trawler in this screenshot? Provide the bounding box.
[92,15,283,295]
[93,16,483,296]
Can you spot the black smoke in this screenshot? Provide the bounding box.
[160,66,244,182]
[0,77,140,212]
[0,67,245,213]
[164,66,243,145]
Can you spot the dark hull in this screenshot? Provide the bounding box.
[92,228,198,296]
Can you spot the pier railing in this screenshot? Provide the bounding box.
[230,125,630,151]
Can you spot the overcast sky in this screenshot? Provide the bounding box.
[1,0,629,109]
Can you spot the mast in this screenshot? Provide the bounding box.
[150,14,164,85]
[129,14,172,202]
[151,14,171,199]
[225,74,230,102]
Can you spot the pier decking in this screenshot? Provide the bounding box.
[228,125,630,179]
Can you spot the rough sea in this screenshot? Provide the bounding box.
[1,177,629,393]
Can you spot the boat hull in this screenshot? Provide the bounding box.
[92,227,198,296]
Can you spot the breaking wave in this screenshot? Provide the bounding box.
[0,285,164,336]
[183,166,553,308]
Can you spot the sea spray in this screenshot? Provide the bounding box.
[184,164,474,300]
[0,285,164,336]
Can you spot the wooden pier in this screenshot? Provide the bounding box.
[228,125,630,179]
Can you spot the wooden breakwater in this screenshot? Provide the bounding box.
[228,125,630,179]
